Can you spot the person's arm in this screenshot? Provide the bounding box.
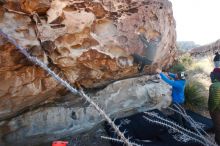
[210,72,215,83]
[156,68,182,88]
[168,72,176,79]
[159,72,175,86]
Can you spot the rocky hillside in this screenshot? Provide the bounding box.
[177,41,200,51]
[190,39,220,57]
[0,0,176,145]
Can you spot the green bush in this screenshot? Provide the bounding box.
[179,54,193,67]
[192,66,204,74]
[184,80,206,110]
[169,63,186,73]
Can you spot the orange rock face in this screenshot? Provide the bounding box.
[0,0,176,121]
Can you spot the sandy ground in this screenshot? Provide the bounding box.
[39,123,111,146]
[64,124,111,146]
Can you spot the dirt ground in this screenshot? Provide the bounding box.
[64,124,111,146]
[39,123,111,146]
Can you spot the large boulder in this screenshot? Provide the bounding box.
[0,0,176,145]
[0,75,171,146]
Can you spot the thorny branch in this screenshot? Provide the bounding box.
[3,6,28,15]
[144,111,217,146]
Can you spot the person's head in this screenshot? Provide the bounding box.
[175,72,187,80]
[214,52,220,68]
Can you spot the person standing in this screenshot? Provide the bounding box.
[210,52,220,82]
[156,68,186,125]
[209,52,220,145]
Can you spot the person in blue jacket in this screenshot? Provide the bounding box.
[156,68,186,104]
[156,68,187,125]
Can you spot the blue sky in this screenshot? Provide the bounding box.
[170,0,220,45]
